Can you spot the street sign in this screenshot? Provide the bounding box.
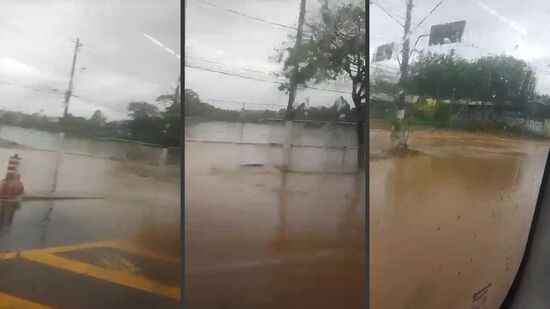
[374,43,395,62]
[429,20,466,46]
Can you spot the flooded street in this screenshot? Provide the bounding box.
[0,145,180,308]
[185,141,365,308]
[370,124,549,309]
[0,146,180,254]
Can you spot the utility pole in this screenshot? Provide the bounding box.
[283,0,306,170]
[285,0,307,120]
[63,38,83,119]
[52,38,82,193]
[399,0,413,90]
[395,0,413,146]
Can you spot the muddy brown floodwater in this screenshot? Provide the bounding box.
[370,123,549,309]
[0,148,181,258]
[185,141,366,309]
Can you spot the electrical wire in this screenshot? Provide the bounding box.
[205,98,287,108]
[376,0,406,19]
[0,79,61,94]
[370,1,404,28]
[186,56,272,75]
[187,55,342,87]
[71,94,127,114]
[190,0,298,31]
[185,64,352,94]
[411,0,445,33]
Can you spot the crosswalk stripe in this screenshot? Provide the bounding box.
[0,292,52,309]
[21,251,180,300]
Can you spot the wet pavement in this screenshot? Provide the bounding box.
[0,147,180,308]
[185,142,366,308]
[370,125,549,309]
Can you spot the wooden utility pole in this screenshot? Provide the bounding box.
[285,0,307,120]
[399,0,413,86]
[53,38,81,193]
[63,38,83,119]
[394,0,413,146]
[282,0,307,170]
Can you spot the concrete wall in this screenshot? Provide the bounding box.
[185,120,359,173]
[185,119,357,147]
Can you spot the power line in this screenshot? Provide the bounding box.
[376,0,405,19]
[0,79,124,114]
[187,55,341,87]
[190,0,298,31]
[0,79,61,94]
[412,0,445,33]
[370,1,404,27]
[206,98,286,108]
[371,0,428,31]
[71,94,127,114]
[185,64,352,94]
[187,56,271,75]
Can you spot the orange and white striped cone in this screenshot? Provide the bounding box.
[0,154,24,199]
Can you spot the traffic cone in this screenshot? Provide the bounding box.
[0,154,24,199]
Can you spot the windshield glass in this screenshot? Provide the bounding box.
[185,0,365,308]
[0,1,181,307]
[370,0,549,308]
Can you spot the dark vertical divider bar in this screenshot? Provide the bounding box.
[365,0,370,307]
[181,0,186,307]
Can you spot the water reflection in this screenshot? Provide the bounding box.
[39,201,54,248]
[266,170,365,309]
[0,200,20,238]
[185,153,365,308]
[271,171,289,252]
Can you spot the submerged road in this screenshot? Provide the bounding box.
[0,198,180,309]
[370,125,549,309]
[0,145,181,308]
[185,141,366,309]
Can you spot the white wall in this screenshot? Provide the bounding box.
[185,120,359,173]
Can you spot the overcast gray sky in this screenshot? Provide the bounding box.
[185,0,356,111]
[370,0,550,94]
[0,0,180,120]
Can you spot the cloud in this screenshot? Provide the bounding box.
[0,0,180,118]
[0,58,40,77]
[75,71,170,113]
[0,57,63,85]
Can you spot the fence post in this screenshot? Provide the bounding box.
[159,148,168,168]
[342,146,346,170]
[51,132,64,192]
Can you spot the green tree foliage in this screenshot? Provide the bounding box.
[433,102,451,125]
[407,52,537,108]
[274,1,366,167]
[89,110,106,125]
[184,89,240,122]
[127,102,164,145]
[275,2,366,109]
[370,78,401,97]
[128,101,160,119]
[159,92,181,147]
[126,97,182,147]
[183,88,354,122]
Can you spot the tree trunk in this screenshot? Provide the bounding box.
[356,119,365,170]
[351,78,366,171]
